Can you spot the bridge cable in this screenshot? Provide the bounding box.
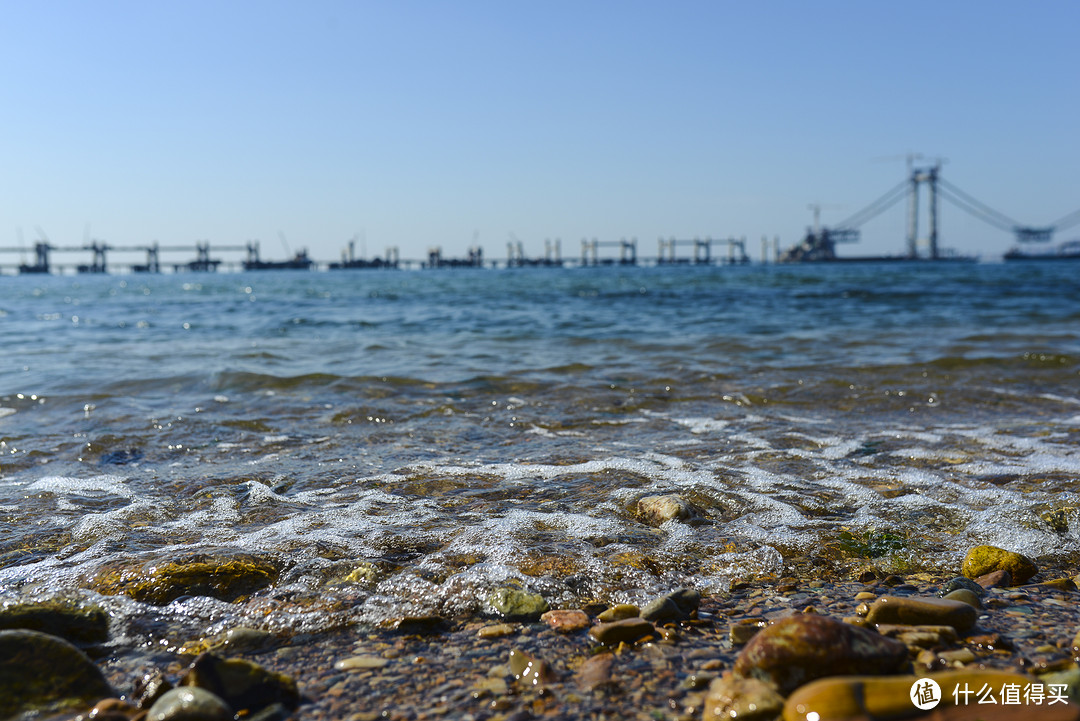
[834,179,911,230]
[936,179,1024,231]
[936,186,1018,233]
[1050,207,1080,232]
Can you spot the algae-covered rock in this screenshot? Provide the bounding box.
[734,614,908,694]
[703,673,784,721]
[961,545,1037,584]
[0,629,114,718]
[488,588,549,621]
[864,595,978,632]
[0,598,109,644]
[640,587,700,623]
[180,652,299,713]
[91,553,279,605]
[146,687,233,721]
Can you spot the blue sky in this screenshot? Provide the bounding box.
[2,1,1077,266]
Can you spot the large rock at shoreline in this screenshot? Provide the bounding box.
[0,598,109,644]
[0,629,114,718]
[90,553,279,605]
[782,669,1080,721]
[961,545,1037,584]
[734,614,908,694]
[864,595,979,632]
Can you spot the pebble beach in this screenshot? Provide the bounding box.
[2,263,1079,719]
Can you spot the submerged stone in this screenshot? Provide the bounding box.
[488,588,549,621]
[0,629,114,719]
[508,648,552,688]
[961,545,1037,584]
[0,598,109,644]
[637,494,699,526]
[91,553,278,605]
[734,614,908,694]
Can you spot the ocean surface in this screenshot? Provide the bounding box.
[1,261,1079,642]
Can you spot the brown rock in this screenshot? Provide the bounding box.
[976,569,1012,589]
[864,596,978,632]
[637,494,699,526]
[588,618,655,646]
[540,609,591,633]
[576,653,615,691]
[734,614,909,695]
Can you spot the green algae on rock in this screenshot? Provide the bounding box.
[0,598,109,644]
[90,553,279,605]
[734,614,909,694]
[488,588,549,621]
[0,629,114,719]
[961,545,1038,585]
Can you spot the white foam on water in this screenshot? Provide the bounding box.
[26,474,137,500]
[0,407,16,420]
[672,417,730,434]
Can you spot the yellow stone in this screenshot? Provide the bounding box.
[783,669,1039,721]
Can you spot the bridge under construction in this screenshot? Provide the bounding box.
[781,160,1080,262]
[2,163,1077,273]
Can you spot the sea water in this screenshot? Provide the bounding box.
[1,261,1078,639]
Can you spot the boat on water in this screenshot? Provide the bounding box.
[243,249,315,271]
[1003,240,1080,261]
[780,228,975,263]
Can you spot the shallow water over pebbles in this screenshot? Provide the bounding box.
[1,262,1078,641]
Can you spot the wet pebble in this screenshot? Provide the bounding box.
[734,613,908,694]
[146,687,233,721]
[864,595,978,632]
[540,609,590,633]
[588,618,656,646]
